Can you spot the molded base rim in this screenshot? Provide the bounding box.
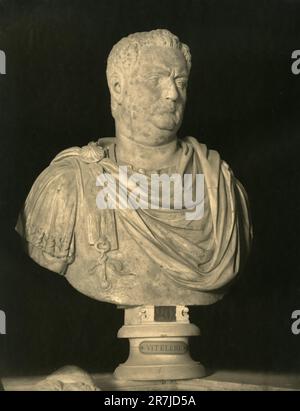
[114,362,206,381]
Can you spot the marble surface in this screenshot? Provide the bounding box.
[2,370,300,391]
[16,29,252,306]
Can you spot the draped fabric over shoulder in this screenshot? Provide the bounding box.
[98,136,252,291]
[15,157,79,274]
[16,137,252,305]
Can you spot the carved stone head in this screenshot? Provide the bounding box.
[106,29,191,146]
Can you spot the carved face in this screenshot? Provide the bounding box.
[119,46,189,146]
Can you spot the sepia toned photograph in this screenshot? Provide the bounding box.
[0,0,299,394]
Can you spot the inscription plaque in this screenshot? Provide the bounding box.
[139,340,188,355]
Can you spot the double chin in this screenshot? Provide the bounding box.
[116,112,181,145]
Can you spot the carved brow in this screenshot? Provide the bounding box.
[145,68,171,77]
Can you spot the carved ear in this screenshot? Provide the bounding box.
[109,73,123,104]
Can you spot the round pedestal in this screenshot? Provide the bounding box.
[114,306,206,381]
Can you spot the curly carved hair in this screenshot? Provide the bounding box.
[106,29,192,85]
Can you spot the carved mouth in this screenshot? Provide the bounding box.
[161,106,176,114]
[156,102,177,114]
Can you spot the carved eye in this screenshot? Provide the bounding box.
[147,76,160,86]
[175,79,187,89]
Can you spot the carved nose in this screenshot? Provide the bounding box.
[164,80,179,101]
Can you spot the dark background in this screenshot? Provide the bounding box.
[0,0,300,377]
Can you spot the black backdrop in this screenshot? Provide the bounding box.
[0,0,300,377]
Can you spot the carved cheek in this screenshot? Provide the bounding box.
[134,80,159,104]
[180,89,187,103]
[147,89,162,110]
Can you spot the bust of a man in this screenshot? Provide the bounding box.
[16,29,252,306]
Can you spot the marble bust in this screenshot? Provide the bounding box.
[16,29,252,307]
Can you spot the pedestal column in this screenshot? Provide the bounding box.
[114,305,205,381]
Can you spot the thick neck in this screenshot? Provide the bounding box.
[115,132,181,171]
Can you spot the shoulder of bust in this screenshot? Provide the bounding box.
[51,140,106,166]
[182,136,221,163]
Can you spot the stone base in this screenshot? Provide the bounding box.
[3,371,300,391]
[115,362,205,381]
[114,305,205,381]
